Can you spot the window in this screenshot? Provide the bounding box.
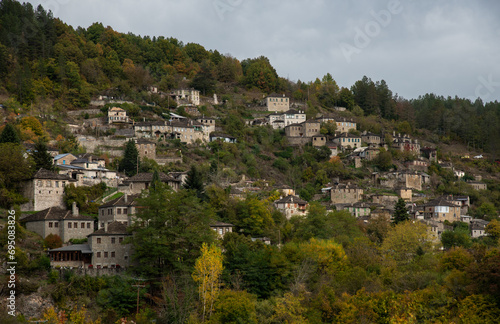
[117,208,121,215]
[97,252,101,258]
[111,237,116,244]
[111,252,115,258]
[104,252,108,258]
[55,181,59,188]
[97,238,101,244]
[101,222,104,228]
[101,210,104,216]
[68,223,72,228]
[49,222,53,228]
[123,208,128,214]
[119,237,123,243]
[55,222,58,228]
[81,222,85,228]
[87,222,91,229]
[74,222,78,228]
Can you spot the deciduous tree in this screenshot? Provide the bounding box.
[192,243,224,322]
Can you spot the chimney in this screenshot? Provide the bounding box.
[124,194,128,203]
[72,201,79,216]
[393,131,395,136]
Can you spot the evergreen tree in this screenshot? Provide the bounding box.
[130,187,216,277]
[119,140,139,177]
[32,141,54,171]
[150,168,161,192]
[184,165,204,196]
[0,123,20,144]
[393,198,409,224]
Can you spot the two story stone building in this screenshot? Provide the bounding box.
[330,183,364,204]
[21,168,77,211]
[264,93,289,112]
[21,202,94,242]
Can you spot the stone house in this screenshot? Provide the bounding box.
[108,107,129,124]
[98,194,139,230]
[470,219,489,238]
[169,88,200,106]
[311,135,327,147]
[210,221,234,238]
[135,138,156,160]
[121,172,181,194]
[338,202,375,218]
[21,168,77,211]
[284,120,321,146]
[467,181,487,191]
[88,221,132,269]
[361,131,383,146]
[20,203,94,242]
[392,132,420,154]
[267,109,306,129]
[133,119,208,143]
[53,153,77,166]
[405,159,430,171]
[398,187,413,202]
[57,155,117,188]
[169,120,206,143]
[423,197,461,223]
[332,133,362,150]
[330,183,364,204]
[274,195,309,219]
[264,93,289,112]
[133,121,169,139]
[336,118,357,133]
[196,117,216,137]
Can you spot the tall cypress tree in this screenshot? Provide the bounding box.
[0,123,20,144]
[393,198,409,224]
[120,140,139,177]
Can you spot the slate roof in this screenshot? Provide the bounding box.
[424,198,460,208]
[275,195,307,205]
[210,221,234,227]
[126,172,179,183]
[334,132,361,139]
[20,207,94,222]
[54,153,73,161]
[48,244,92,254]
[89,221,130,236]
[100,194,140,208]
[33,168,72,180]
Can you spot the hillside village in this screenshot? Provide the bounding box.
[12,90,495,272]
[2,0,500,322]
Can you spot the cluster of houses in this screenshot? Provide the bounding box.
[16,91,494,271]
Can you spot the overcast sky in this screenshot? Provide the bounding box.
[26,0,500,102]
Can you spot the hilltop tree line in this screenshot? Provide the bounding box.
[1,0,500,156]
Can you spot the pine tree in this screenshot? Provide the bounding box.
[32,141,54,171]
[184,165,204,195]
[393,198,409,224]
[0,123,20,144]
[119,140,139,177]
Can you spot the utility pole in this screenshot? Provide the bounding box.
[132,278,146,314]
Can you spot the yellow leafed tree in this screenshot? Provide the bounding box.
[192,242,224,322]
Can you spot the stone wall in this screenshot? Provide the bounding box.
[77,136,127,156]
[55,267,126,277]
[287,137,311,146]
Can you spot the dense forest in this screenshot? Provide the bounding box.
[2,1,500,323]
